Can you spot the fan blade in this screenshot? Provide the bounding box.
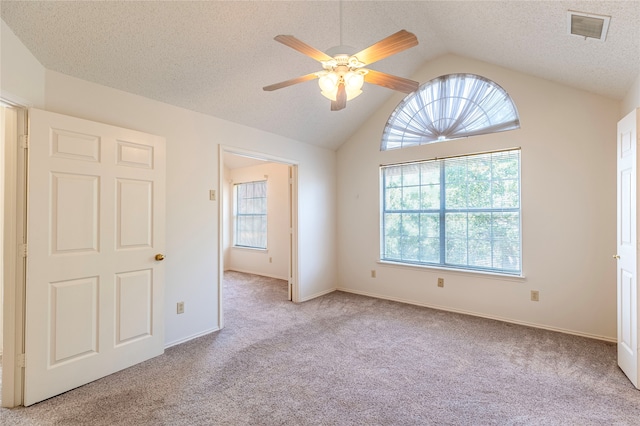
[263,73,319,91]
[352,30,418,66]
[274,35,334,62]
[331,83,347,111]
[364,69,419,94]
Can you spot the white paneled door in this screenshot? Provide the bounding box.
[24,109,165,406]
[617,108,639,388]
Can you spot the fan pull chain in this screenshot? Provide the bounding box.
[339,0,343,46]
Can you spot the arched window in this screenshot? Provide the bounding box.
[381,74,520,151]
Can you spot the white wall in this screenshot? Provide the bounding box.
[1,20,44,405]
[0,20,45,107]
[226,162,290,280]
[1,14,336,347]
[622,71,640,116]
[337,54,621,341]
[43,70,337,345]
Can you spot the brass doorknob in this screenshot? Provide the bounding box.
[155,254,165,261]
[613,254,620,259]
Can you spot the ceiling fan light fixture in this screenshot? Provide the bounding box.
[344,71,365,91]
[346,88,363,100]
[318,69,365,101]
[320,90,336,101]
[264,30,419,110]
[318,72,339,92]
[320,86,362,102]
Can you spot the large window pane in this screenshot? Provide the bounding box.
[381,149,521,275]
[468,212,491,241]
[420,185,440,209]
[386,187,403,210]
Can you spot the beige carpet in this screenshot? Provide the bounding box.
[2,271,640,425]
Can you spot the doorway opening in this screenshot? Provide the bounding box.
[218,146,298,329]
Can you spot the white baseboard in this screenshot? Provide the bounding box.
[298,286,337,303]
[226,268,288,281]
[336,286,616,343]
[164,327,220,349]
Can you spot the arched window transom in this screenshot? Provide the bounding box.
[381,74,520,151]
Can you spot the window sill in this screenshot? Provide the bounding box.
[377,260,526,282]
[232,246,268,253]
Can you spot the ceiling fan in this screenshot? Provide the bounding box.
[263,30,420,111]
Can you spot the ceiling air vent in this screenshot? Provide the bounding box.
[567,10,610,41]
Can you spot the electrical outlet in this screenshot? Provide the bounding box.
[371,270,376,278]
[531,291,539,302]
[437,278,444,288]
[177,302,185,314]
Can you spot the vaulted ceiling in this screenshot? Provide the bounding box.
[2,1,638,150]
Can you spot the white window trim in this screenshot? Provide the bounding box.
[379,148,522,276]
[233,179,268,250]
[377,259,526,281]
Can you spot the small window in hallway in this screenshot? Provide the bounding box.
[234,180,267,249]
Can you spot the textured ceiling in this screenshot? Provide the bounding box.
[2,1,639,150]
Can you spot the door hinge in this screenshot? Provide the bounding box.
[18,353,26,368]
[19,135,29,149]
[20,243,28,258]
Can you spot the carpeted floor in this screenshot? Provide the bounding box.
[2,271,640,425]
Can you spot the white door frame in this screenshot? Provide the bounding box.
[2,104,27,408]
[217,145,299,329]
[617,108,640,388]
